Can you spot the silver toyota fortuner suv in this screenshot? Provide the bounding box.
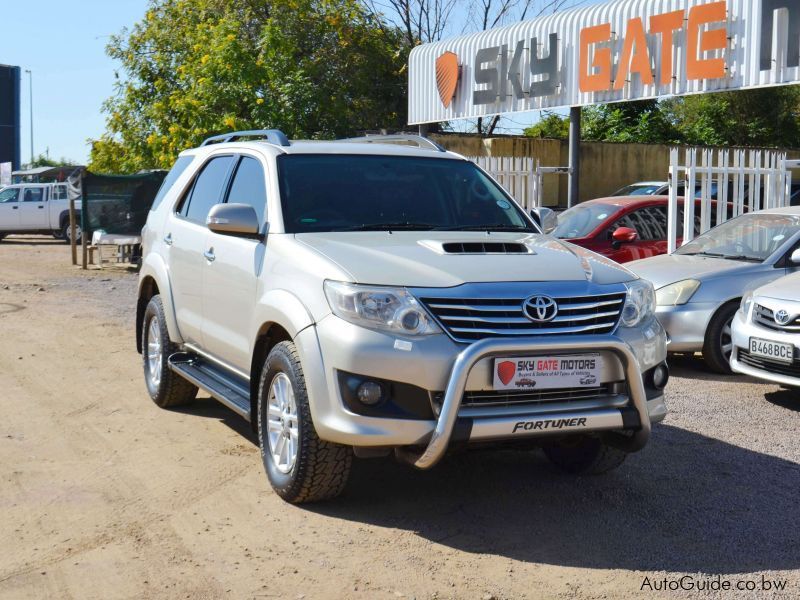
[136,130,668,503]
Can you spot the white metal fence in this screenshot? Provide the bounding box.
[667,148,799,253]
[469,156,570,211]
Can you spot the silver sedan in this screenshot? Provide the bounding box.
[628,207,800,373]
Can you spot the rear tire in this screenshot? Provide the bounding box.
[543,436,627,475]
[62,221,82,245]
[257,341,352,503]
[141,295,197,408]
[702,302,738,374]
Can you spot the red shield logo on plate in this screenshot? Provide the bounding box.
[435,51,459,108]
[497,361,516,386]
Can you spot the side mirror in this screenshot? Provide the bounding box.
[790,248,800,265]
[207,203,260,237]
[612,226,638,244]
[531,207,557,234]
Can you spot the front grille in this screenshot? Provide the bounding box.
[454,386,608,408]
[738,348,800,378]
[754,304,800,332]
[419,292,626,342]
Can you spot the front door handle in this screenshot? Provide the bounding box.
[163,233,173,246]
[37,205,44,209]
[203,248,215,262]
[12,206,18,210]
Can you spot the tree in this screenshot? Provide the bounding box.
[523,112,568,139]
[90,0,410,173]
[664,87,800,148]
[581,99,680,144]
[26,154,79,168]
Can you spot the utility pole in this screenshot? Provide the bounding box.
[24,69,33,165]
[567,106,581,209]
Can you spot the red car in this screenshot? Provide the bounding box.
[551,196,718,263]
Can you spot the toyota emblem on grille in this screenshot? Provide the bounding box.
[775,309,792,325]
[523,295,558,323]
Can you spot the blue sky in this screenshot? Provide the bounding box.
[1,0,149,164]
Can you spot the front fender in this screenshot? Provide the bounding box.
[138,253,183,345]
[251,289,317,349]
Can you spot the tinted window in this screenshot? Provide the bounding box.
[182,156,235,224]
[277,155,531,233]
[152,155,194,212]
[23,188,43,202]
[226,157,267,225]
[0,188,19,203]
[612,206,668,241]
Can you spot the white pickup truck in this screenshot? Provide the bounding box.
[0,182,82,244]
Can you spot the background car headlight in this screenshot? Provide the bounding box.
[740,290,754,316]
[656,279,701,306]
[324,281,441,336]
[621,279,656,327]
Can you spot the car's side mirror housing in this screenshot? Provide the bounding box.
[531,207,557,234]
[790,247,800,265]
[207,203,261,237]
[611,226,638,249]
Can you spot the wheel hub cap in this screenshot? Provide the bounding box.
[267,372,299,474]
[146,318,162,388]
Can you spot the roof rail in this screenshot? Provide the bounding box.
[201,129,291,147]
[340,133,446,152]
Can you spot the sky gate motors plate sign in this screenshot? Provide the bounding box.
[408,0,800,124]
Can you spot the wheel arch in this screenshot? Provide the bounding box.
[136,255,182,353]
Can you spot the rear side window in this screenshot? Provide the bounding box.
[181,156,235,224]
[23,188,43,202]
[151,155,194,212]
[52,185,68,200]
[226,157,267,225]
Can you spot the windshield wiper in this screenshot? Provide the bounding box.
[340,222,436,231]
[685,251,762,262]
[434,224,533,232]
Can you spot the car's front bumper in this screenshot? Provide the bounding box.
[730,309,800,387]
[655,302,719,352]
[294,314,667,467]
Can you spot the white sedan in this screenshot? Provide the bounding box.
[730,263,800,389]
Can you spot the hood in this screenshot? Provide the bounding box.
[295,231,636,288]
[627,254,757,289]
[753,271,800,301]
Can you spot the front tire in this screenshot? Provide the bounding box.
[702,302,738,374]
[543,436,627,475]
[141,295,197,407]
[257,341,352,503]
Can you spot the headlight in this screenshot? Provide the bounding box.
[740,290,754,316]
[324,281,441,336]
[621,279,656,328]
[655,279,701,306]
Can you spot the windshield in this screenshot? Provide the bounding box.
[613,184,662,196]
[676,212,800,261]
[277,155,534,233]
[552,203,619,239]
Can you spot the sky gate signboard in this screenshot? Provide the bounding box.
[407,0,800,124]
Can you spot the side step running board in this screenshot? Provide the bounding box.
[168,352,251,421]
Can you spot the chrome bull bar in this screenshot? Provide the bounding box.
[397,335,651,470]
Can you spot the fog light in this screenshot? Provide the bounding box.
[356,381,384,405]
[652,364,669,390]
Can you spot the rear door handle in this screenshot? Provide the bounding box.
[163,233,173,246]
[37,205,44,209]
[12,206,18,210]
[203,248,215,262]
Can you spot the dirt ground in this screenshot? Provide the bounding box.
[1,236,799,600]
